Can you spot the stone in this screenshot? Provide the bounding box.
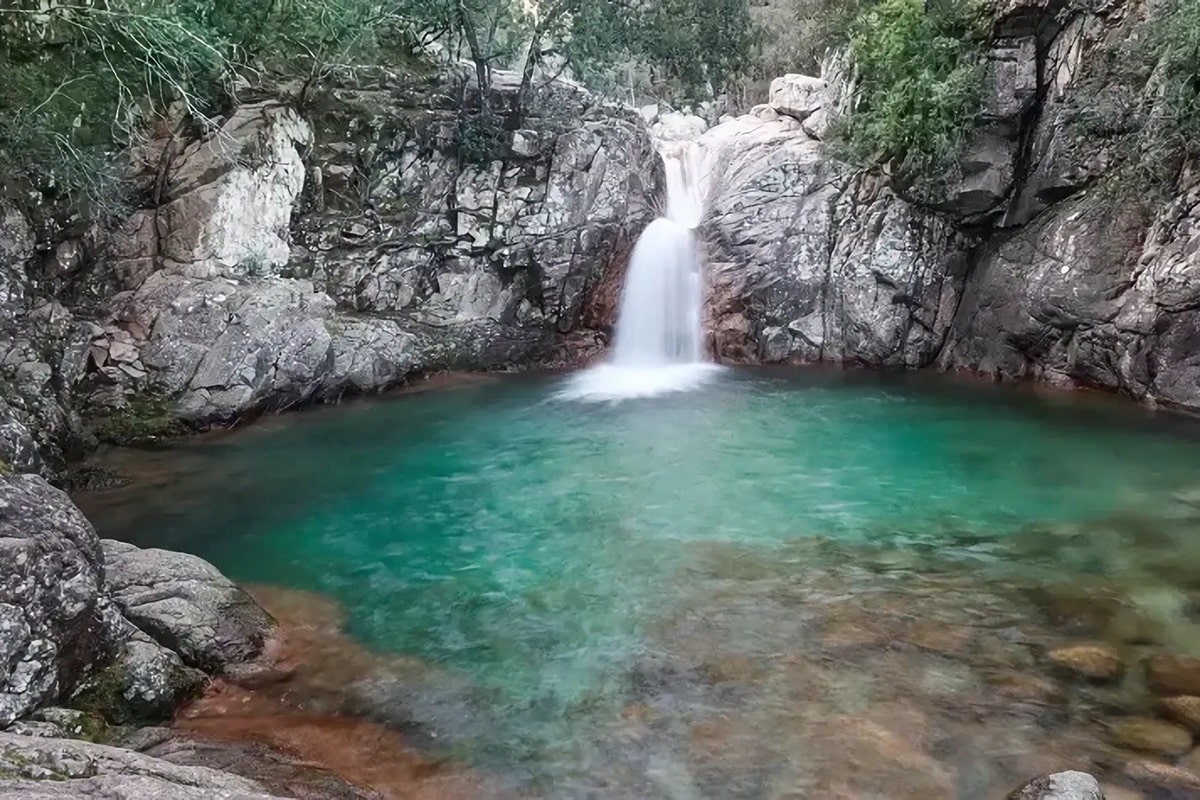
[651,111,709,142]
[510,129,541,157]
[102,539,275,675]
[0,732,284,798]
[1122,759,1200,795]
[0,476,110,726]
[769,73,826,122]
[1146,654,1200,696]
[1006,770,1103,800]
[158,103,312,280]
[106,340,138,364]
[1161,695,1200,732]
[1108,717,1194,756]
[1046,643,1124,682]
[107,626,207,723]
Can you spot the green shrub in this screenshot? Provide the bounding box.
[1156,0,1200,142]
[457,112,503,166]
[835,0,989,175]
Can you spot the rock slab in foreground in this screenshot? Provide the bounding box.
[102,539,276,675]
[1007,770,1104,800]
[0,732,283,799]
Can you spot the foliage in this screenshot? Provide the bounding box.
[1,0,757,207]
[731,0,860,103]
[835,0,989,174]
[457,111,504,165]
[1155,0,1200,142]
[0,0,389,217]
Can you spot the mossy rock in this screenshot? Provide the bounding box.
[68,662,126,727]
[88,394,187,446]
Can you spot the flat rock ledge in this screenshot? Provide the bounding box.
[0,732,284,799]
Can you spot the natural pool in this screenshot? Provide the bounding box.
[78,368,1200,798]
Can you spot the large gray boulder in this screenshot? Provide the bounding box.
[102,540,275,675]
[0,732,283,799]
[0,476,110,725]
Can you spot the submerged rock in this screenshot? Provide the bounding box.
[1145,654,1200,696]
[1161,695,1200,733]
[1107,717,1194,756]
[1006,770,1103,800]
[1047,644,1124,682]
[101,540,275,675]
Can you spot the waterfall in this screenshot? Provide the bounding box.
[558,143,720,402]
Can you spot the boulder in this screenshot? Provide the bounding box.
[769,73,826,123]
[0,476,110,725]
[156,103,312,281]
[651,111,709,142]
[101,540,275,675]
[1006,771,1103,800]
[1162,695,1200,733]
[699,112,962,367]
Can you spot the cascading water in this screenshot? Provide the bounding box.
[559,142,720,401]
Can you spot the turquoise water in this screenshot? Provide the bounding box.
[80,369,1200,796]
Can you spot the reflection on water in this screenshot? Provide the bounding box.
[76,369,1200,798]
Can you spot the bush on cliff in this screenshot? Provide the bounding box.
[834,0,989,175]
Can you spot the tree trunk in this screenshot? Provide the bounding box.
[456,0,490,112]
[507,30,543,130]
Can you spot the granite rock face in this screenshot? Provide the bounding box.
[695,0,1200,411]
[101,540,275,675]
[698,85,963,367]
[0,476,109,726]
[0,732,284,799]
[62,66,658,431]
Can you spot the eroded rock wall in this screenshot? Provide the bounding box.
[0,65,657,461]
[700,0,1200,410]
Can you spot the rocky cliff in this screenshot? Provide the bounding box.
[0,64,657,474]
[700,0,1200,411]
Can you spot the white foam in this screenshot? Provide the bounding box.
[554,363,722,403]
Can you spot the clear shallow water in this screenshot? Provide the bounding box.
[79,369,1200,797]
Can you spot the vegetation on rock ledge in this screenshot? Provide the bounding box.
[834,0,989,176]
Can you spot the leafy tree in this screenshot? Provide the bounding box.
[835,0,989,174]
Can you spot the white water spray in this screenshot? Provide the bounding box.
[559,142,720,402]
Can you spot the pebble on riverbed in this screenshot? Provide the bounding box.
[1145,653,1200,696]
[1046,643,1125,682]
[1107,717,1195,756]
[1160,695,1200,732]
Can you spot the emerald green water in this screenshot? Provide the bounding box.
[80,369,1200,797]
